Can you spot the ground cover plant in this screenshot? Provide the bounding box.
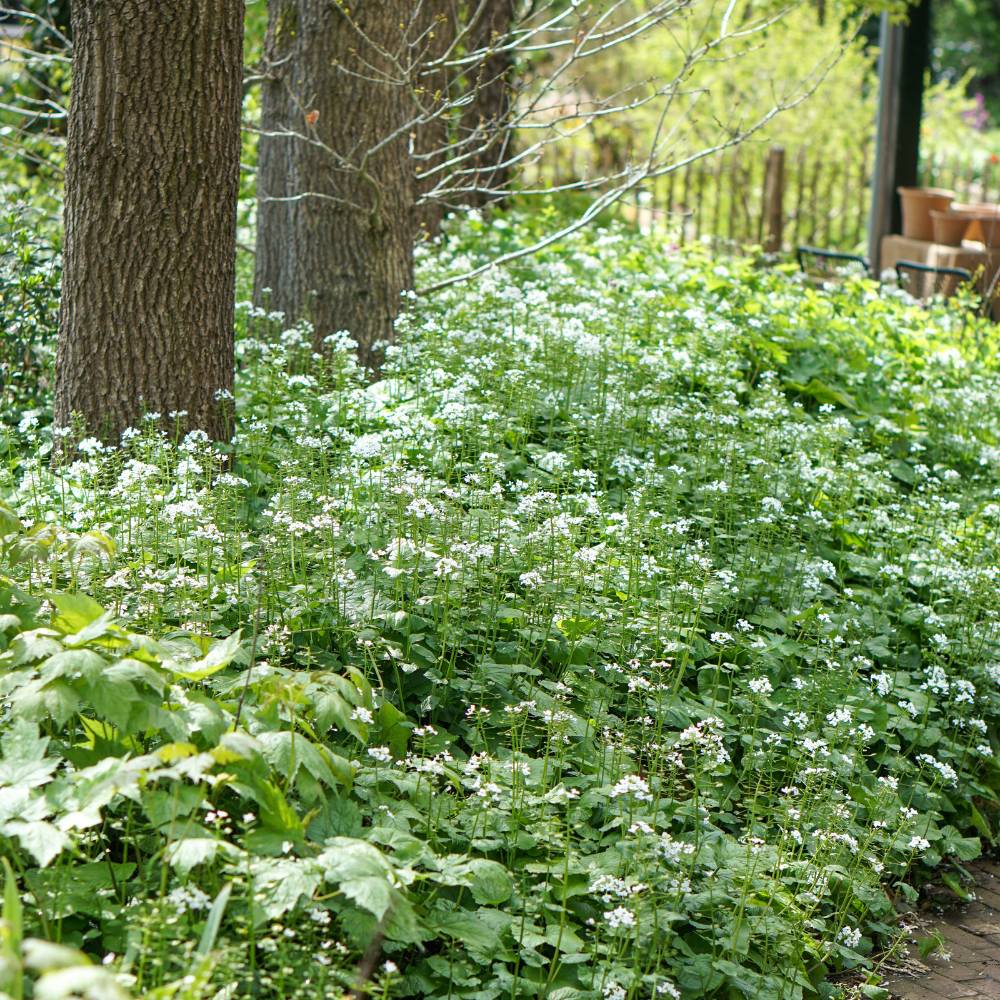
[0,216,999,999]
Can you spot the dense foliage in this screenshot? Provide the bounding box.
[0,217,999,999]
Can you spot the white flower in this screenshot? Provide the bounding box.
[748,677,773,696]
[836,925,862,949]
[609,774,652,801]
[433,556,460,578]
[349,433,383,459]
[604,906,635,930]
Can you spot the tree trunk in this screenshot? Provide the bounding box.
[461,0,516,206]
[54,0,243,445]
[255,0,415,371]
[413,0,454,239]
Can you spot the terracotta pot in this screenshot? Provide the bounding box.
[930,210,969,246]
[952,202,1000,245]
[972,205,1000,248]
[898,187,954,241]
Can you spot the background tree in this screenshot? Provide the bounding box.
[254,0,416,370]
[247,0,945,368]
[53,0,244,443]
[458,0,517,206]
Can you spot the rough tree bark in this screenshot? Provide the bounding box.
[413,0,454,238]
[255,0,415,370]
[54,0,243,444]
[461,0,516,206]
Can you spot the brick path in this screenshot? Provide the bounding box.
[887,864,1000,999]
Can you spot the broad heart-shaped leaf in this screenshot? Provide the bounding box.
[0,719,57,788]
[465,858,514,904]
[48,593,107,636]
[675,952,725,994]
[3,820,69,867]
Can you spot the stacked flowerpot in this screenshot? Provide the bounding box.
[898,186,1000,247]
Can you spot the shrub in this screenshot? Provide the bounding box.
[0,217,998,999]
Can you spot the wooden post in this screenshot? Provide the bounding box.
[869,13,903,274]
[868,0,931,273]
[763,146,785,252]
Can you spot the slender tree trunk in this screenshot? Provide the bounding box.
[255,0,415,371]
[461,0,516,206]
[413,0,454,238]
[54,0,243,444]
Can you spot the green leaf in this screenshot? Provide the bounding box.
[941,872,974,901]
[0,614,23,634]
[4,821,69,867]
[467,859,514,905]
[166,837,229,876]
[10,631,63,667]
[374,700,409,759]
[432,910,507,954]
[917,932,945,960]
[48,593,107,635]
[0,720,56,788]
[196,883,232,958]
[888,459,915,485]
[25,863,136,920]
[971,803,993,842]
[0,858,23,1000]
[2,858,21,945]
[317,838,415,928]
[62,611,119,648]
[167,631,243,681]
[0,504,23,539]
[860,986,890,999]
[783,377,857,411]
[41,648,107,683]
[257,731,350,792]
[251,858,322,920]
[947,835,982,862]
[340,875,393,921]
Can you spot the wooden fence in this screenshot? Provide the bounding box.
[526,142,999,254]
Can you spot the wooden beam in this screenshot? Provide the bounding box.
[868,0,932,273]
[869,13,905,273]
